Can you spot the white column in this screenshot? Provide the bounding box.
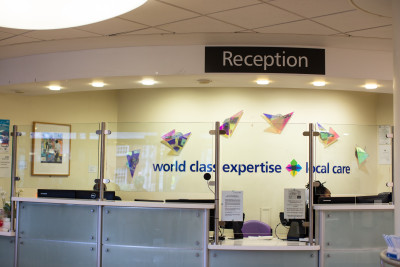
[393,0,400,236]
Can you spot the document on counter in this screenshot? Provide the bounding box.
[221,191,243,221]
[284,188,306,219]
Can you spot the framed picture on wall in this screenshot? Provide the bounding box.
[31,122,71,176]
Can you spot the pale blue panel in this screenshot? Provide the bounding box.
[102,245,203,267]
[324,249,382,267]
[0,236,14,267]
[209,250,318,267]
[18,239,96,267]
[324,210,393,249]
[103,207,205,248]
[19,202,97,242]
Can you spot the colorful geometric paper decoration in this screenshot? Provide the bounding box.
[317,123,340,147]
[262,112,293,134]
[161,129,191,155]
[355,146,369,165]
[220,110,244,138]
[286,159,302,177]
[126,150,140,178]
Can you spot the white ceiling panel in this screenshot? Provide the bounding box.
[159,16,244,33]
[256,19,340,35]
[313,10,392,33]
[0,27,30,35]
[348,25,392,39]
[123,27,171,35]
[0,31,13,40]
[209,3,303,29]
[119,1,199,27]
[0,35,40,46]
[77,18,147,36]
[23,28,100,41]
[159,0,260,15]
[268,0,355,18]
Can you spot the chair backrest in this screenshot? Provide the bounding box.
[241,220,272,237]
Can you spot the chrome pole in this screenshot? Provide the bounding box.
[10,125,21,232]
[213,121,221,245]
[99,122,106,201]
[308,123,314,245]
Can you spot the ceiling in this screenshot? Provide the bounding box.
[0,0,394,95]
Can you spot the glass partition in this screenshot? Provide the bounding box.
[314,123,393,202]
[219,122,310,239]
[105,122,214,201]
[14,123,101,197]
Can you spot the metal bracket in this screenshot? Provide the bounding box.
[209,130,226,135]
[94,178,110,184]
[95,130,112,135]
[303,131,319,137]
[11,132,22,137]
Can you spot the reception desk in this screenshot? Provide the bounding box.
[209,238,319,267]
[0,198,394,267]
[315,204,394,267]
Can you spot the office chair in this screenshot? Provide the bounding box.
[241,220,272,237]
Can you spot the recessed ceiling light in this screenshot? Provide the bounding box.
[48,85,62,91]
[312,81,326,87]
[91,82,105,88]
[0,0,147,30]
[140,79,156,86]
[364,83,378,90]
[256,79,270,85]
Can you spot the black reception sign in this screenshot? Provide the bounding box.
[205,46,325,75]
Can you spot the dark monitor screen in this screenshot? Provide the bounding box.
[318,192,392,204]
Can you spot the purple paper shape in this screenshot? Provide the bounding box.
[126,150,140,178]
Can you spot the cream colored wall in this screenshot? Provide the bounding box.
[0,86,393,237]
[0,90,118,200]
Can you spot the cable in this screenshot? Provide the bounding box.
[207,181,215,194]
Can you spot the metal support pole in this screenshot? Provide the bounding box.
[98,122,106,201]
[308,123,315,245]
[213,122,221,245]
[303,123,318,245]
[10,125,21,232]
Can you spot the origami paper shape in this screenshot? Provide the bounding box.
[317,123,339,147]
[263,112,293,134]
[126,150,140,178]
[286,159,302,177]
[355,146,369,165]
[220,110,244,138]
[161,129,191,155]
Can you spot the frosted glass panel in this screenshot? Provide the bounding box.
[324,210,393,249]
[0,236,14,267]
[105,122,214,201]
[102,245,203,267]
[103,206,205,248]
[209,250,317,267]
[18,239,96,267]
[324,249,382,267]
[19,202,97,242]
[15,123,100,198]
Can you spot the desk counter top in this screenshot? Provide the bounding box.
[12,197,214,210]
[208,238,320,251]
